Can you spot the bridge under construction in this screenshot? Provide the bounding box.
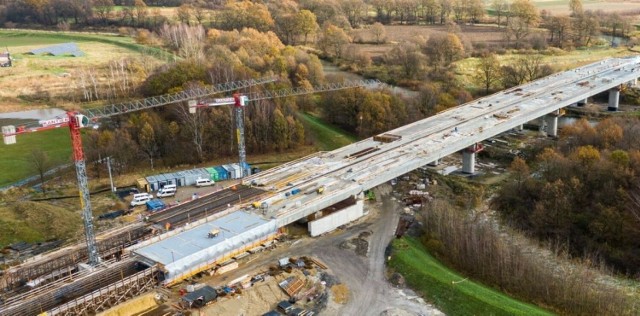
[2,56,639,315]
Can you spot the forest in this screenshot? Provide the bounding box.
[2,0,639,283]
[493,118,640,276]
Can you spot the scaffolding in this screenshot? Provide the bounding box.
[0,225,150,293]
[45,265,159,316]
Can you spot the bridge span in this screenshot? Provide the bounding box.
[127,56,640,287]
[242,56,640,226]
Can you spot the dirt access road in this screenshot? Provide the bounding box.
[316,185,442,316]
[191,184,441,316]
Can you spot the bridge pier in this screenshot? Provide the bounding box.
[547,110,559,137]
[608,87,620,111]
[629,78,638,87]
[428,159,441,166]
[576,97,588,107]
[462,143,483,174]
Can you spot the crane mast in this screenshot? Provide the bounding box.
[196,79,383,177]
[68,112,100,265]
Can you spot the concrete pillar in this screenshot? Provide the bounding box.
[428,159,440,166]
[519,124,524,131]
[576,98,588,107]
[462,151,475,174]
[608,87,620,111]
[538,116,547,135]
[547,110,559,137]
[629,78,638,87]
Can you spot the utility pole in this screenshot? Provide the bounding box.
[106,156,115,192]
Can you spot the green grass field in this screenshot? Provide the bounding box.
[0,128,72,187]
[299,112,357,150]
[0,30,173,60]
[389,237,554,316]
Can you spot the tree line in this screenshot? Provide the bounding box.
[493,118,640,276]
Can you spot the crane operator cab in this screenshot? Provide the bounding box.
[208,228,220,238]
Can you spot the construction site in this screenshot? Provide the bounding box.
[0,57,639,315]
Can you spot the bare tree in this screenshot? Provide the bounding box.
[173,86,207,162]
[31,149,50,193]
[475,53,502,94]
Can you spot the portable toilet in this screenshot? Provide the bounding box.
[214,166,229,180]
[206,167,219,181]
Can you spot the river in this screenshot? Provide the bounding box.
[320,60,418,98]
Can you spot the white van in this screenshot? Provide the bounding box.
[130,193,153,207]
[195,178,214,187]
[156,184,177,198]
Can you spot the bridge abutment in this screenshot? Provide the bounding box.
[608,87,620,111]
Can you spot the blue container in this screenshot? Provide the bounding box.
[291,188,301,195]
[214,166,229,180]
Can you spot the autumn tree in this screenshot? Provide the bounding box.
[385,41,425,79]
[318,23,351,59]
[370,22,386,44]
[474,53,502,94]
[569,0,583,17]
[219,0,274,32]
[423,32,465,68]
[296,10,318,44]
[506,0,540,48]
[176,4,192,25]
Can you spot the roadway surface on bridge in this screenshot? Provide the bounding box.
[240,56,640,226]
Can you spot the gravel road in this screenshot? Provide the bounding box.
[197,185,442,316]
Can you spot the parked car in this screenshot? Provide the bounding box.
[195,178,214,187]
[130,193,153,207]
[156,184,177,198]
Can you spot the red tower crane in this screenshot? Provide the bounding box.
[1,76,277,266]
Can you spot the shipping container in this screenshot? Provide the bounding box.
[214,166,229,180]
[205,167,219,181]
